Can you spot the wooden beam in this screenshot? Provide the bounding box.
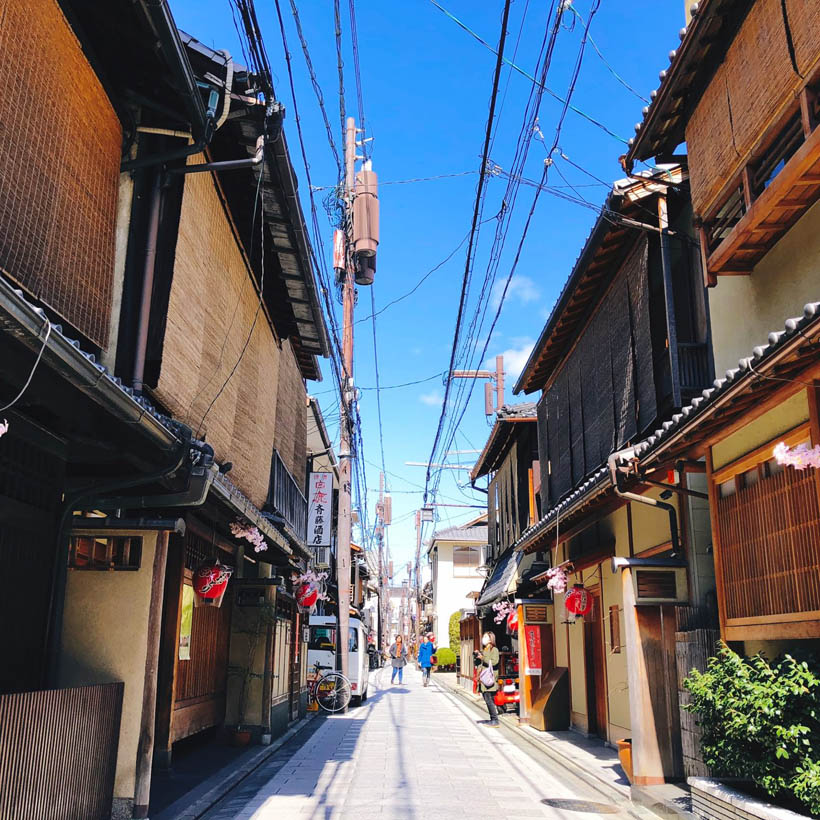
[800,87,817,140]
[133,530,170,818]
[741,165,754,210]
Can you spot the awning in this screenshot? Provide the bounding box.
[476,548,523,607]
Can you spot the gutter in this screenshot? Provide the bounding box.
[0,275,180,451]
[607,448,680,555]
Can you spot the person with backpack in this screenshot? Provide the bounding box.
[417,633,436,687]
[475,632,500,727]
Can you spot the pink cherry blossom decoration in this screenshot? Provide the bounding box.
[229,519,267,552]
[773,441,820,471]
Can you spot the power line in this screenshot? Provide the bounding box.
[332,0,347,152]
[424,0,513,505]
[427,0,628,144]
[369,287,388,485]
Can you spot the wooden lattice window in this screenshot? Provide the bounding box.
[69,536,142,570]
[712,425,820,635]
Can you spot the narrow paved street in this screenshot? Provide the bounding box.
[200,666,635,820]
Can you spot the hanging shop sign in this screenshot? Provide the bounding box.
[179,584,194,660]
[193,559,233,608]
[524,625,542,676]
[523,604,549,624]
[565,585,592,617]
[307,472,333,547]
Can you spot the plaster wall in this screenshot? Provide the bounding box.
[711,389,808,470]
[685,471,716,610]
[59,530,157,800]
[708,200,820,378]
[430,541,483,647]
[630,488,680,554]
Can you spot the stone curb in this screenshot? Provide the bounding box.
[152,713,320,820]
[433,675,651,819]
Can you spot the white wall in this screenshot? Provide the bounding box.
[430,540,482,646]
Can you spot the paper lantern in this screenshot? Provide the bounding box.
[506,609,519,634]
[565,585,592,616]
[193,559,233,608]
[297,582,319,610]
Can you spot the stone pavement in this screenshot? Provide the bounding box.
[199,664,639,820]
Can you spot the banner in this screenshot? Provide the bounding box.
[524,624,542,676]
[307,472,333,546]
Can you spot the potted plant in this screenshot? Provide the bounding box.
[434,646,457,672]
[684,644,820,819]
[228,599,277,746]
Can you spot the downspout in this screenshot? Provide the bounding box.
[46,427,194,685]
[166,133,266,176]
[607,448,680,555]
[132,170,162,392]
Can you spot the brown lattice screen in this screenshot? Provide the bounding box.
[717,467,820,621]
[0,0,121,347]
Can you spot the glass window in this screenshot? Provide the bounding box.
[453,546,480,577]
[349,627,358,653]
[741,467,759,489]
[309,626,336,651]
[718,477,736,499]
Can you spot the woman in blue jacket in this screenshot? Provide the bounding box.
[417,634,436,687]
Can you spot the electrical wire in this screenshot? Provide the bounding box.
[332,0,347,151]
[0,319,52,413]
[427,0,628,144]
[424,0,513,506]
[369,287,388,486]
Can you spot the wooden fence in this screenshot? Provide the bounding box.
[675,628,719,778]
[0,682,123,819]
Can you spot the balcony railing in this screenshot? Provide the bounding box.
[266,450,307,543]
[678,342,712,394]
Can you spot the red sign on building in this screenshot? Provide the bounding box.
[524,625,542,676]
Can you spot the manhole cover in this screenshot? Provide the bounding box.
[541,798,620,814]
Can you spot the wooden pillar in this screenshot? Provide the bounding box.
[517,604,531,721]
[621,567,683,785]
[133,530,170,818]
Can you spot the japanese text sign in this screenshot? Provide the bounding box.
[524,625,542,676]
[308,472,333,547]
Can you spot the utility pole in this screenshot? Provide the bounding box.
[451,354,505,416]
[335,116,379,709]
[375,472,389,653]
[414,511,422,651]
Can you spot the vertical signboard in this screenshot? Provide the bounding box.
[308,472,332,546]
[524,624,542,676]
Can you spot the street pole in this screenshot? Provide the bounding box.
[414,510,422,650]
[335,116,357,706]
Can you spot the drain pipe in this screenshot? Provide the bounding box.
[45,427,194,685]
[132,169,163,392]
[166,132,266,176]
[607,448,680,555]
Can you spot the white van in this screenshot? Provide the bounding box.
[308,615,370,705]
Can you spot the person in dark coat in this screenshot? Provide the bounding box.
[417,634,436,687]
[389,635,408,684]
[476,632,500,727]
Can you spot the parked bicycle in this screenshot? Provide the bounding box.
[307,661,352,713]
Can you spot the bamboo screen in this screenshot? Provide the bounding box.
[0,0,121,348]
[541,237,655,505]
[155,159,280,507]
[273,339,308,493]
[716,467,820,623]
[687,0,820,216]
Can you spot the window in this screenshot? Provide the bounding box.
[348,627,358,653]
[453,546,480,577]
[68,535,142,570]
[309,626,336,651]
[609,605,621,654]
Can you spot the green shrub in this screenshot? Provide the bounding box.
[434,647,457,667]
[449,611,461,655]
[684,643,820,815]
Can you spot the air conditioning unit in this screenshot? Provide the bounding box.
[632,566,688,605]
[313,546,331,569]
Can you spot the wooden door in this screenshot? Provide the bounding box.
[584,588,607,740]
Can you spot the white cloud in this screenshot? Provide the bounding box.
[490,274,541,310]
[419,390,443,407]
[485,338,535,389]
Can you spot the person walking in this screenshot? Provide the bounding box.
[417,634,435,687]
[389,635,407,685]
[475,632,500,727]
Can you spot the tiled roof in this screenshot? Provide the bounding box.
[497,402,537,419]
[626,302,820,465]
[432,525,488,543]
[513,300,820,554]
[476,547,522,607]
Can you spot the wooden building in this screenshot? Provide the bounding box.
[624,0,820,660]
[0,1,328,817]
[510,166,716,784]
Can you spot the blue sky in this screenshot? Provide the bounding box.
[170,0,686,578]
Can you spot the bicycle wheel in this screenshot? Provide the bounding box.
[315,672,352,713]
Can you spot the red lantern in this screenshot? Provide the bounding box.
[193,559,233,608]
[297,582,319,610]
[506,609,519,634]
[565,585,592,616]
